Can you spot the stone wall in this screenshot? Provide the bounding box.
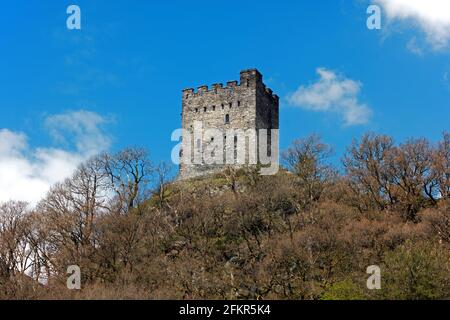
[180,69,279,179]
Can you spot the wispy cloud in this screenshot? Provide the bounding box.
[444,70,450,90]
[406,37,424,56]
[287,68,372,126]
[0,110,113,206]
[45,110,112,154]
[374,0,450,50]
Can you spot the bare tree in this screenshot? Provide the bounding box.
[343,133,395,211]
[282,134,335,204]
[102,148,153,213]
[344,134,443,220]
[36,156,110,280]
[153,162,173,208]
[386,139,434,219]
[432,131,450,199]
[24,211,54,283]
[0,201,32,278]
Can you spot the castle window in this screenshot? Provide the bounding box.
[225,114,230,124]
[212,106,216,111]
[234,136,238,160]
[224,135,227,154]
[246,79,250,87]
[204,107,207,112]
[229,102,232,109]
[237,101,241,107]
[195,108,198,113]
[268,130,272,157]
[221,104,224,110]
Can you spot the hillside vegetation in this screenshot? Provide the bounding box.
[0,133,449,300]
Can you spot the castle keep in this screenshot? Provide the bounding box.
[180,69,279,179]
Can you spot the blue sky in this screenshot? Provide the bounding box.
[0,0,449,204]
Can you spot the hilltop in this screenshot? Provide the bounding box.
[0,133,449,300]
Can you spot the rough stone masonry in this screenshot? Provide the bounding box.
[180,69,279,179]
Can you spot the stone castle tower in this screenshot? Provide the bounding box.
[179,69,279,179]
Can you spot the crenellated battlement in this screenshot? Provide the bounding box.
[182,69,278,102]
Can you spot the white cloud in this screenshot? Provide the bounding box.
[0,110,112,206]
[45,110,112,154]
[374,0,450,50]
[288,68,372,126]
[406,37,424,56]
